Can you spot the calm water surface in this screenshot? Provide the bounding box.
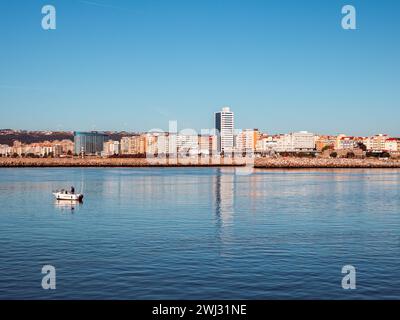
[0,167,399,299]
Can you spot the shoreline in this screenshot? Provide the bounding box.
[254,158,400,169]
[1,157,400,169]
[0,157,246,168]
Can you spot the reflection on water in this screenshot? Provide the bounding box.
[214,168,239,251]
[215,168,235,227]
[0,168,400,299]
[54,200,83,213]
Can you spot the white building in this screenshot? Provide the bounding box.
[145,133,178,156]
[364,134,388,152]
[256,136,280,153]
[176,134,199,155]
[384,138,398,152]
[156,133,170,155]
[102,140,120,156]
[336,136,358,150]
[276,131,315,152]
[145,133,202,157]
[145,133,158,156]
[215,107,234,153]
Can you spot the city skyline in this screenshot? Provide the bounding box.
[0,123,399,138]
[1,0,400,135]
[2,115,400,158]
[0,104,398,138]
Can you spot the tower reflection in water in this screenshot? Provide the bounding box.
[214,168,236,247]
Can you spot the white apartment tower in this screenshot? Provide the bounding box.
[215,107,234,153]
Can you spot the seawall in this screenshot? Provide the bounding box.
[1,157,400,168]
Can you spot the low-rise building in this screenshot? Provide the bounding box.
[276,131,315,152]
[336,136,358,150]
[256,135,280,153]
[315,135,336,152]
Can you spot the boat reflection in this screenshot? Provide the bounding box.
[54,199,83,213]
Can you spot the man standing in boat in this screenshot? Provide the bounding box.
[70,186,75,194]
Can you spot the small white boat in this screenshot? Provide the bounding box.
[53,189,84,202]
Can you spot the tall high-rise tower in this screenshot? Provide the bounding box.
[215,107,234,153]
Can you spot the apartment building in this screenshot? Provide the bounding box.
[236,129,260,153]
[198,135,218,156]
[364,134,388,152]
[336,136,358,150]
[215,107,234,153]
[120,135,146,155]
[102,140,120,156]
[384,138,399,152]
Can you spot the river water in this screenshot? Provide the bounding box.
[0,167,399,299]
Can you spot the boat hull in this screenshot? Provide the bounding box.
[53,193,83,201]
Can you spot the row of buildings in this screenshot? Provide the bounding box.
[103,133,218,157]
[316,134,399,153]
[1,107,399,157]
[258,133,400,155]
[0,140,74,157]
[80,107,400,157]
[99,107,317,157]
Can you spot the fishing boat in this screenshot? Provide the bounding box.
[53,189,84,202]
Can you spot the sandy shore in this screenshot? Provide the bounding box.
[1,157,400,168]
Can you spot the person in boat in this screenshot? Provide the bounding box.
[70,186,75,194]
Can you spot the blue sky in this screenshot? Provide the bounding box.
[0,0,399,135]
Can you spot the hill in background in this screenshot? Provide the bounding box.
[0,130,136,146]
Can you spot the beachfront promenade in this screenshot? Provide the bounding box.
[1,157,400,168]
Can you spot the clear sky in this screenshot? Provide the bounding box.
[0,0,399,135]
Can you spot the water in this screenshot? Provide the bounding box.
[0,167,399,300]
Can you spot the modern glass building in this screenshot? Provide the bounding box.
[74,131,109,155]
